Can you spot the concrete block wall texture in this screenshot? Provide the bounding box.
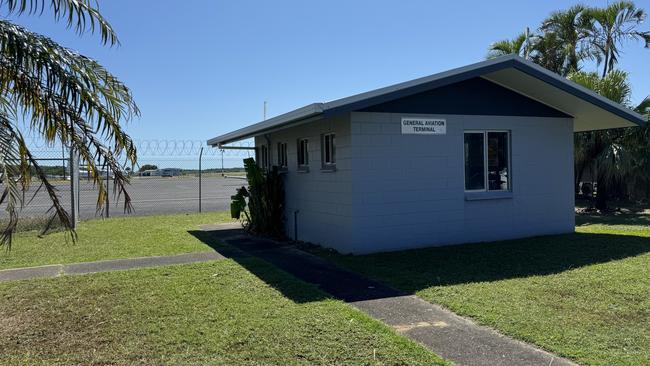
[256,111,574,254]
[349,112,575,254]
[255,114,356,251]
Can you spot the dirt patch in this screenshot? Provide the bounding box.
[0,312,30,339]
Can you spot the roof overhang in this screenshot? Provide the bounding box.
[481,63,644,132]
[208,55,646,146]
[207,103,324,146]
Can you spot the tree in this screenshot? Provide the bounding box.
[488,2,650,76]
[583,1,650,77]
[139,164,158,172]
[0,0,138,246]
[529,32,570,75]
[621,98,650,199]
[487,2,650,208]
[488,30,574,75]
[540,4,591,75]
[487,32,532,59]
[568,70,647,209]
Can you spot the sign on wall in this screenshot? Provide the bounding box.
[401,117,446,135]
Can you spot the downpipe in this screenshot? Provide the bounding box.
[294,210,300,241]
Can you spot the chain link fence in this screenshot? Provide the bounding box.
[0,139,254,224]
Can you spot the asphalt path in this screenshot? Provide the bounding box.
[0,176,247,219]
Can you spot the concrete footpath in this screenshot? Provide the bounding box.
[201,223,578,366]
[0,251,224,282]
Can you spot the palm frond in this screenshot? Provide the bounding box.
[0,116,76,247]
[635,97,650,116]
[568,70,631,105]
[582,1,649,75]
[0,0,119,45]
[487,32,528,59]
[540,4,590,74]
[0,19,138,244]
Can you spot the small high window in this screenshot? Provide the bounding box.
[464,131,510,191]
[277,142,288,168]
[258,145,269,170]
[297,138,309,170]
[321,133,336,169]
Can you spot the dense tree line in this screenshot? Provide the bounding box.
[488,1,650,210]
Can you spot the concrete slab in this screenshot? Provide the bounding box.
[354,295,576,366]
[0,264,63,281]
[0,251,225,282]
[64,252,225,275]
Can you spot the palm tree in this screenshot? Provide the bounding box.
[622,97,650,199]
[0,0,138,246]
[568,70,646,209]
[583,1,650,77]
[529,32,571,75]
[488,31,572,75]
[487,32,533,59]
[540,4,592,75]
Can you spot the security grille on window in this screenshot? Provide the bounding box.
[321,133,336,169]
[277,142,288,168]
[297,138,309,169]
[259,145,269,170]
[464,131,510,191]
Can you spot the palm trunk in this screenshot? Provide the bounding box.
[602,37,612,77]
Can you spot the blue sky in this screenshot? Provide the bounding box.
[12,0,650,145]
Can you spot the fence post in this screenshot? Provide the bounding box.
[69,146,80,229]
[62,145,67,180]
[221,149,224,176]
[198,147,203,213]
[104,153,110,218]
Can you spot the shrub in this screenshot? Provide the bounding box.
[230,158,285,238]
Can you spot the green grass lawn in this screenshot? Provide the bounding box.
[307,213,650,366]
[0,211,234,270]
[0,258,448,365]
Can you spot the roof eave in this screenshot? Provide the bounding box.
[509,57,646,127]
[207,55,646,146]
[207,103,324,146]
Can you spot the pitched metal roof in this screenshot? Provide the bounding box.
[208,55,646,146]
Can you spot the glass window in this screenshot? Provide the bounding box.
[297,139,309,167]
[321,133,336,167]
[277,142,288,168]
[464,131,510,192]
[259,145,269,169]
[488,132,509,191]
[464,132,485,191]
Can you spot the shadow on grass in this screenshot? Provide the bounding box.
[191,226,650,302]
[188,230,331,303]
[189,226,650,303]
[189,229,401,304]
[306,232,650,294]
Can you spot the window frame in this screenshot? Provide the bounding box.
[463,130,511,193]
[277,142,288,169]
[321,133,336,170]
[297,138,309,171]
[259,144,269,170]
